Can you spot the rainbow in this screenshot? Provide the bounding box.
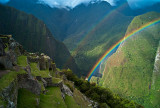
[71,2,128,56]
[63,2,128,68]
[86,17,160,81]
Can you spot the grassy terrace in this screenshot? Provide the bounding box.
[73,88,92,108]
[65,95,80,108]
[30,63,50,78]
[39,87,67,108]
[17,89,39,108]
[0,69,26,92]
[17,56,28,67]
[52,77,62,84]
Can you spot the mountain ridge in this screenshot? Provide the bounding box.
[0,4,79,75]
[98,12,160,107]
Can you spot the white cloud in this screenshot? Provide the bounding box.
[38,0,160,9]
[38,0,95,8]
[38,0,121,8]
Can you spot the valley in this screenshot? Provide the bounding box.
[0,0,160,107]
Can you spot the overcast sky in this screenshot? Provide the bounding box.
[0,0,160,9]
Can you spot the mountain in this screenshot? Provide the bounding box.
[0,4,79,75]
[7,0,71,41]
[98,12,160,107]
[64,3,133,75]
[0,36,142,108]
[5,0,134,76]
[7,0,160,76]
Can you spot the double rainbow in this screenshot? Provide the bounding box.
[86,17,160,81]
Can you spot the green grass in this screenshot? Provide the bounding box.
[39,81,45,92]
[65,95,80,108]
[17,88,39,108]
[73,88,92,108]
[17,56,28,67]
[0,69,26,92]
[39,87,67,108]
[30,63,50,78]
[52,77,62,84]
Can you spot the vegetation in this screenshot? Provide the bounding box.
[39,87,67,108]
[0,70,26,92]
[64,10,133,76]
[17,56,28,67]
[73,88,92,108]
[63,69,143,108]
[64,95,80,108]
[52,77,62,84]
[30,63,50,78]
[17,89,39,108]
[99,12,160,107]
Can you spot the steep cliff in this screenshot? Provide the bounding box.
[0,4,79,75]
[99,12,160,107]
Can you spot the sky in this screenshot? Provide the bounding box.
[0,0,160,9]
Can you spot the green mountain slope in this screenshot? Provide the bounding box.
[99,12,160,107]
[64,10,133,75]
[6,1,134,76]
[0,4,79,75]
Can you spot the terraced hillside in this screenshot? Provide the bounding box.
[99,12,160,107]
[0,35,143,108]
[0,36,92,108]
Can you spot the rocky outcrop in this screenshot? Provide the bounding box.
[61,84,73,99]
[9,38,25,56]
[0,54,13,69]
[0,79,18,108]
[17,74,41,95]
[0,37,25,70]
[0,38,5,56]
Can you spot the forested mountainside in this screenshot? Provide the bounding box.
[98,12,160,108]
[6,0,160,77]
[7,0,134,76]
[0,4,79,75]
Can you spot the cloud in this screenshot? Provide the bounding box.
[38,0,93,8]
[38,0,160,9]
[38,0,121,9]
[0,0,10,4]
[127,0,160,9]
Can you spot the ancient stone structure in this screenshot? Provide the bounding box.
[17,74,41,95]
